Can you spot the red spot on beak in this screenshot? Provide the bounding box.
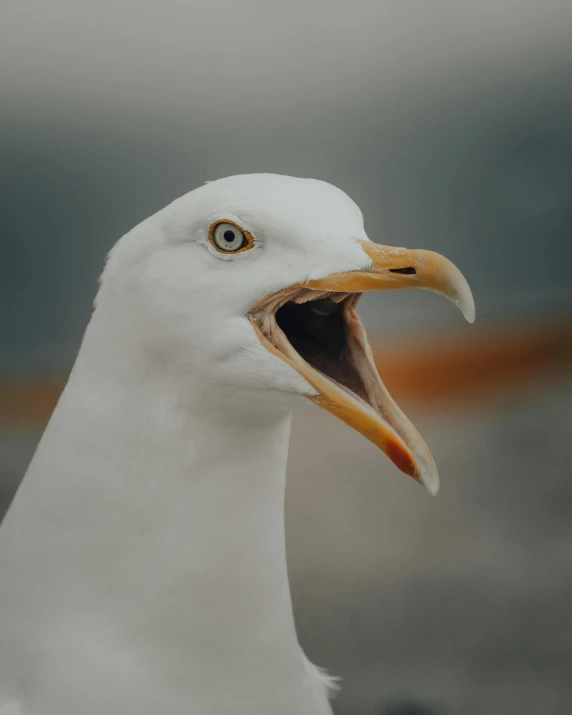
[386,440,418,480]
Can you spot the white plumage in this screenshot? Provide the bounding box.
[0,174,473,714]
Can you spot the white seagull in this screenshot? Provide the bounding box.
[0,174,474,715]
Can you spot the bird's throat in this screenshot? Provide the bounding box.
[0,353,320,712]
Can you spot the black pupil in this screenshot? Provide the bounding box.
[223,229,235,242]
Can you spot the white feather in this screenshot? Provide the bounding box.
[0,174,372,714]
[0,702,26,715]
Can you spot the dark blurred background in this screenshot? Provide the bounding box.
[1,1,572,713]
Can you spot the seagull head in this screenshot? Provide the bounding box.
[100,173,474,495]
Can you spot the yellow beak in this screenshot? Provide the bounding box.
[249,240,475,495]
[305,241,475,323]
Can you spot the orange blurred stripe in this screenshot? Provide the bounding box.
[1,321,571,427]
[376,321,572,409]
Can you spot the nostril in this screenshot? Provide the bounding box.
[389,267,416,275]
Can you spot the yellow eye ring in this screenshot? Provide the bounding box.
[209,220,255,254]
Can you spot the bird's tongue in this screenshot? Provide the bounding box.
[265,295,440,495]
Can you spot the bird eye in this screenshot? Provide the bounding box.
[209,221,254,254]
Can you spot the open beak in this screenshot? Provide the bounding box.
[249,240,475,496]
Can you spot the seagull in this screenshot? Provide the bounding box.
[0,174,474,715]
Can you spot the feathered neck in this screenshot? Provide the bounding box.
[0,314,328,714]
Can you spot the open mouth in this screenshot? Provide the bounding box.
[248,240,474,496]
[276,294,367,404]
[249,286,439,494]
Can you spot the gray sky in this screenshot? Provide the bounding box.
[2,0,572,129]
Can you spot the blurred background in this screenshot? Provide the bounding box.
[1,1,572,712]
